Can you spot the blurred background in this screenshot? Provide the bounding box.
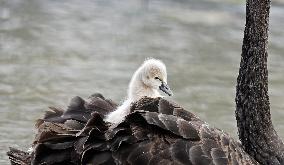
[1,0,284,164]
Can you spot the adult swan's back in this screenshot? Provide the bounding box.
[8,95,257,164]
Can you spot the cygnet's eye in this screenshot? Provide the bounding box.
[155,77,161,81]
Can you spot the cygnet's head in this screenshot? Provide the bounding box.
[106,58,172,124]
[138,58,173,96]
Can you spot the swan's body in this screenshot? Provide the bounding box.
[8,95,258,165]
[105,58,172,124]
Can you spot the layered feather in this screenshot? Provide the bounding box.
[7,94,258,165]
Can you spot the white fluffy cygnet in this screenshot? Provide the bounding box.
[105,58,172,124]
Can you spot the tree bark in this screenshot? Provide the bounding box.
[235,0,284,164]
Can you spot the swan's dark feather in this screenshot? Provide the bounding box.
[7,148,31,165]
[7,94,258,165]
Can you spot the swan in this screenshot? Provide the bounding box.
[7,60,258,164]
[105,58,172,124]
[7,0,284,164]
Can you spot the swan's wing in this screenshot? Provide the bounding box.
[112,112,257,165]
[7,93,117,165]
[36,94,117,126]
[81,97,258,165]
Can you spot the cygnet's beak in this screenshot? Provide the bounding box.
[159,82,173,96]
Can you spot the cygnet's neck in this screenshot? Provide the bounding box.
[127,69,160,101]
[105,63,162,124]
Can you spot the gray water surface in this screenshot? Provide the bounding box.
[1,0,284,164]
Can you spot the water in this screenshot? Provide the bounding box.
[1,0,284,164]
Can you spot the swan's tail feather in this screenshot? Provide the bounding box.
[34,94,116,127]
[32,142,80,165]
[7,147,31,165]
[7,93,117,165]
[31,94,117,164]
